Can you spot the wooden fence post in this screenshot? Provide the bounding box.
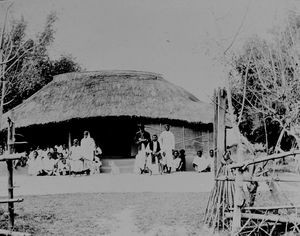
[214,88,226,177]
[213,89,218,177]
[7,117,15,230]
[182,126,185,150]
[232,169,243,234]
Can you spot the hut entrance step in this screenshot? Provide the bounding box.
[100,158,135,173]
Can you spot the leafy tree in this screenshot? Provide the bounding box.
[230,11,300,152]
[0,3,81,116]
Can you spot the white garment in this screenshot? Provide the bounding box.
[171,157,181,172]
[70,145,83,172]
[56,145,63,154]
[159,130,175,167]
[193,155,210,172]
[70,146,82,160]
[57,160,68,172]
[44,158,57,171]
[134,143,147,173]
[95,147,102,155]
[159,131,175,151]
[81,136,96,161]
[28,158,40,175]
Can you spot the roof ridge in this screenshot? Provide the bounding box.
[53,70,164,82]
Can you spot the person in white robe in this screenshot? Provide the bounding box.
[158,124,175,173]
[193,150,211,172]
[134,124,151,174]
[70,139,84,174]
[43,152,58,175]
[28,151,40,175]
[81,131,96,174]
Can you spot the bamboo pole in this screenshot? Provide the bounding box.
[7,118,14,230]
[68,131,71,149]
[182,126,185,150]
[213,89,218,177]
[229,205,300,211]
[0,49,5,131]
[217,89,226,175]
[232,169,243,233]
[225,212,300,224]
[216,176,300,182]
[228,150,300,169]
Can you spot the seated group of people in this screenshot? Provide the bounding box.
[27,145,71,176]
[27,131,102,176]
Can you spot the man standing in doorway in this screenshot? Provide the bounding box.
[159,124,175,173]
[134,124,151,174]
[146,134,162,175]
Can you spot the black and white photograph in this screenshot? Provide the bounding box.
[1,0,300,235]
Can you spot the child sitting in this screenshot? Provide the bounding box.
[57,156,69,176]
[28,151,40,175]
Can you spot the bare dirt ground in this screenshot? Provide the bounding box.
[0,172,215,196]
[0,171,299,235]
[0,172,216,235]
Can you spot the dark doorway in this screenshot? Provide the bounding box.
[18,117,139,158]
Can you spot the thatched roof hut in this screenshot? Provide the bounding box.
[4,70,213,128]
[3,71,213,167]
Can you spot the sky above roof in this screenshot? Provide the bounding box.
[3,0,300,102]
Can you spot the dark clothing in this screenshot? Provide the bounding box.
[179,154,186,171]
[147,141,161,164]
[134,130,151,151]
[148,141,161,153]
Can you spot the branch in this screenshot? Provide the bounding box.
[237,52,251,125]
[223,0,251,55]
[0,2,13,49]
[228,150,300,169]
[3,97,14,106]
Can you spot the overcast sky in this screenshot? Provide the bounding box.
[3,0,300,102]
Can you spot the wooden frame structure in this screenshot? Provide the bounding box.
[205,151,300,235]
[0,118,30,236]
[213,88,226,177]
[205,87,300,235]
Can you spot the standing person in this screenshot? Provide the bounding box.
[134,124,151,174]
[146,134,162,175]
[70,139,83,175]
[81,131,96,175]
[159,124,175,173]
[209,149,214,173]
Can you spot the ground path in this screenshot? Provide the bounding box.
[0,172,215,197]
[0,171,298,197]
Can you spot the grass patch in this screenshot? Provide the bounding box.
[0,192,209,235]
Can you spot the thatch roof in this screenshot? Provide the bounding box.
[3,70,213,128]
